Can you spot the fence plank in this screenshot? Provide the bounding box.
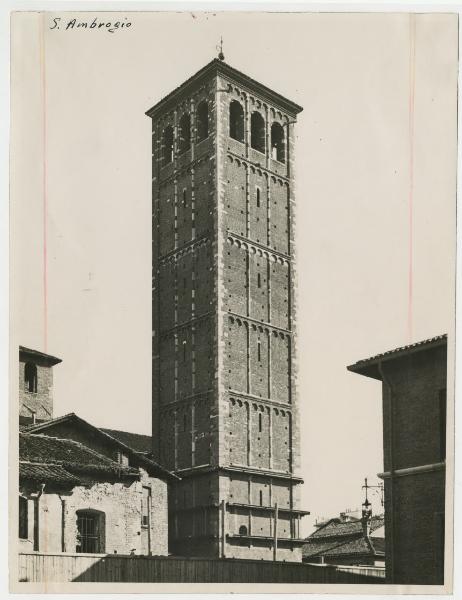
[17,553,384,584]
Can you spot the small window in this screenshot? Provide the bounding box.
[259,490,263,506]
[239,525,248,536]
[196,101,209,142]
[162,126,174,166]
[251,112,265,153]
[182,188,187,205]
[258,413,262,432]
[141,487,151,528]
[19,496,28,539]
[257,273,261,288]
[271,122,285,163]
[256,187,261,208]
[183,340,187,362]
[179,113,191,154]
[24,362,37,393]
[257,341,261,362]
[229,101,244,142]
[76,510,105,553]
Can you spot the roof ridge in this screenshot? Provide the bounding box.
[22,414,179,482]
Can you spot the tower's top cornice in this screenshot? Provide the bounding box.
[145,58,303,120]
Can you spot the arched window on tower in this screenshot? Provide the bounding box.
[251,112,265,153]
[196,101,209,142]
[24,362,37,393]
[239,525,248,536]
[162,126,174,166]
[178,113,191,154]
[271,122,285,163]
[229,101,244,142]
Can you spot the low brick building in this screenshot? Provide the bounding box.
[19,417,178,556]
[303,514,385,567]
[18,347,178,557]
[347,335,447,584]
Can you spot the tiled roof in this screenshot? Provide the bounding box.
[303,534,385,559]
[19,345,62,366]
[19,433,139,484]
[25,413,179,482]
[347,334,447,380]
[145,59,303,119]
[302,539,347,558]
[101,428,152,454]
[310,515,384,539]
[19,462,80,485]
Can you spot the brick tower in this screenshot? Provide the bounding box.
[147,57,307,560]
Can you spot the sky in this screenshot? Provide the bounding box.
[10,11,457,535]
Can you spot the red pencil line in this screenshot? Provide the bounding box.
[408,15,416,344]
[40,15,48,352]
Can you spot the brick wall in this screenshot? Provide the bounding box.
[379,343,447,584]
[151,66,303,561]
[19,472,169,556]
[19,360,54,422]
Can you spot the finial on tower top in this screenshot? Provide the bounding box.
[217,37,225,61]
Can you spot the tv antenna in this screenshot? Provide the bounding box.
[362,477,384,508]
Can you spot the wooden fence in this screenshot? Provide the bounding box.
[18,552,384,584]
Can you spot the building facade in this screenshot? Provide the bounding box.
[147,58,307,560]
[19,432,171,557]
[347,335,447,584]
[18,348,176,559]
[19,346,62,425]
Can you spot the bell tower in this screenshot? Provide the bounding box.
[147,57,307,560]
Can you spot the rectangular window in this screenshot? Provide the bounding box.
[257,273,261,288]
[19,496,28,539]
[76,511,104,553]
[256,187,261,208]
[439,389,447,461]
[257,341,261,362]
[141,487,151,528]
